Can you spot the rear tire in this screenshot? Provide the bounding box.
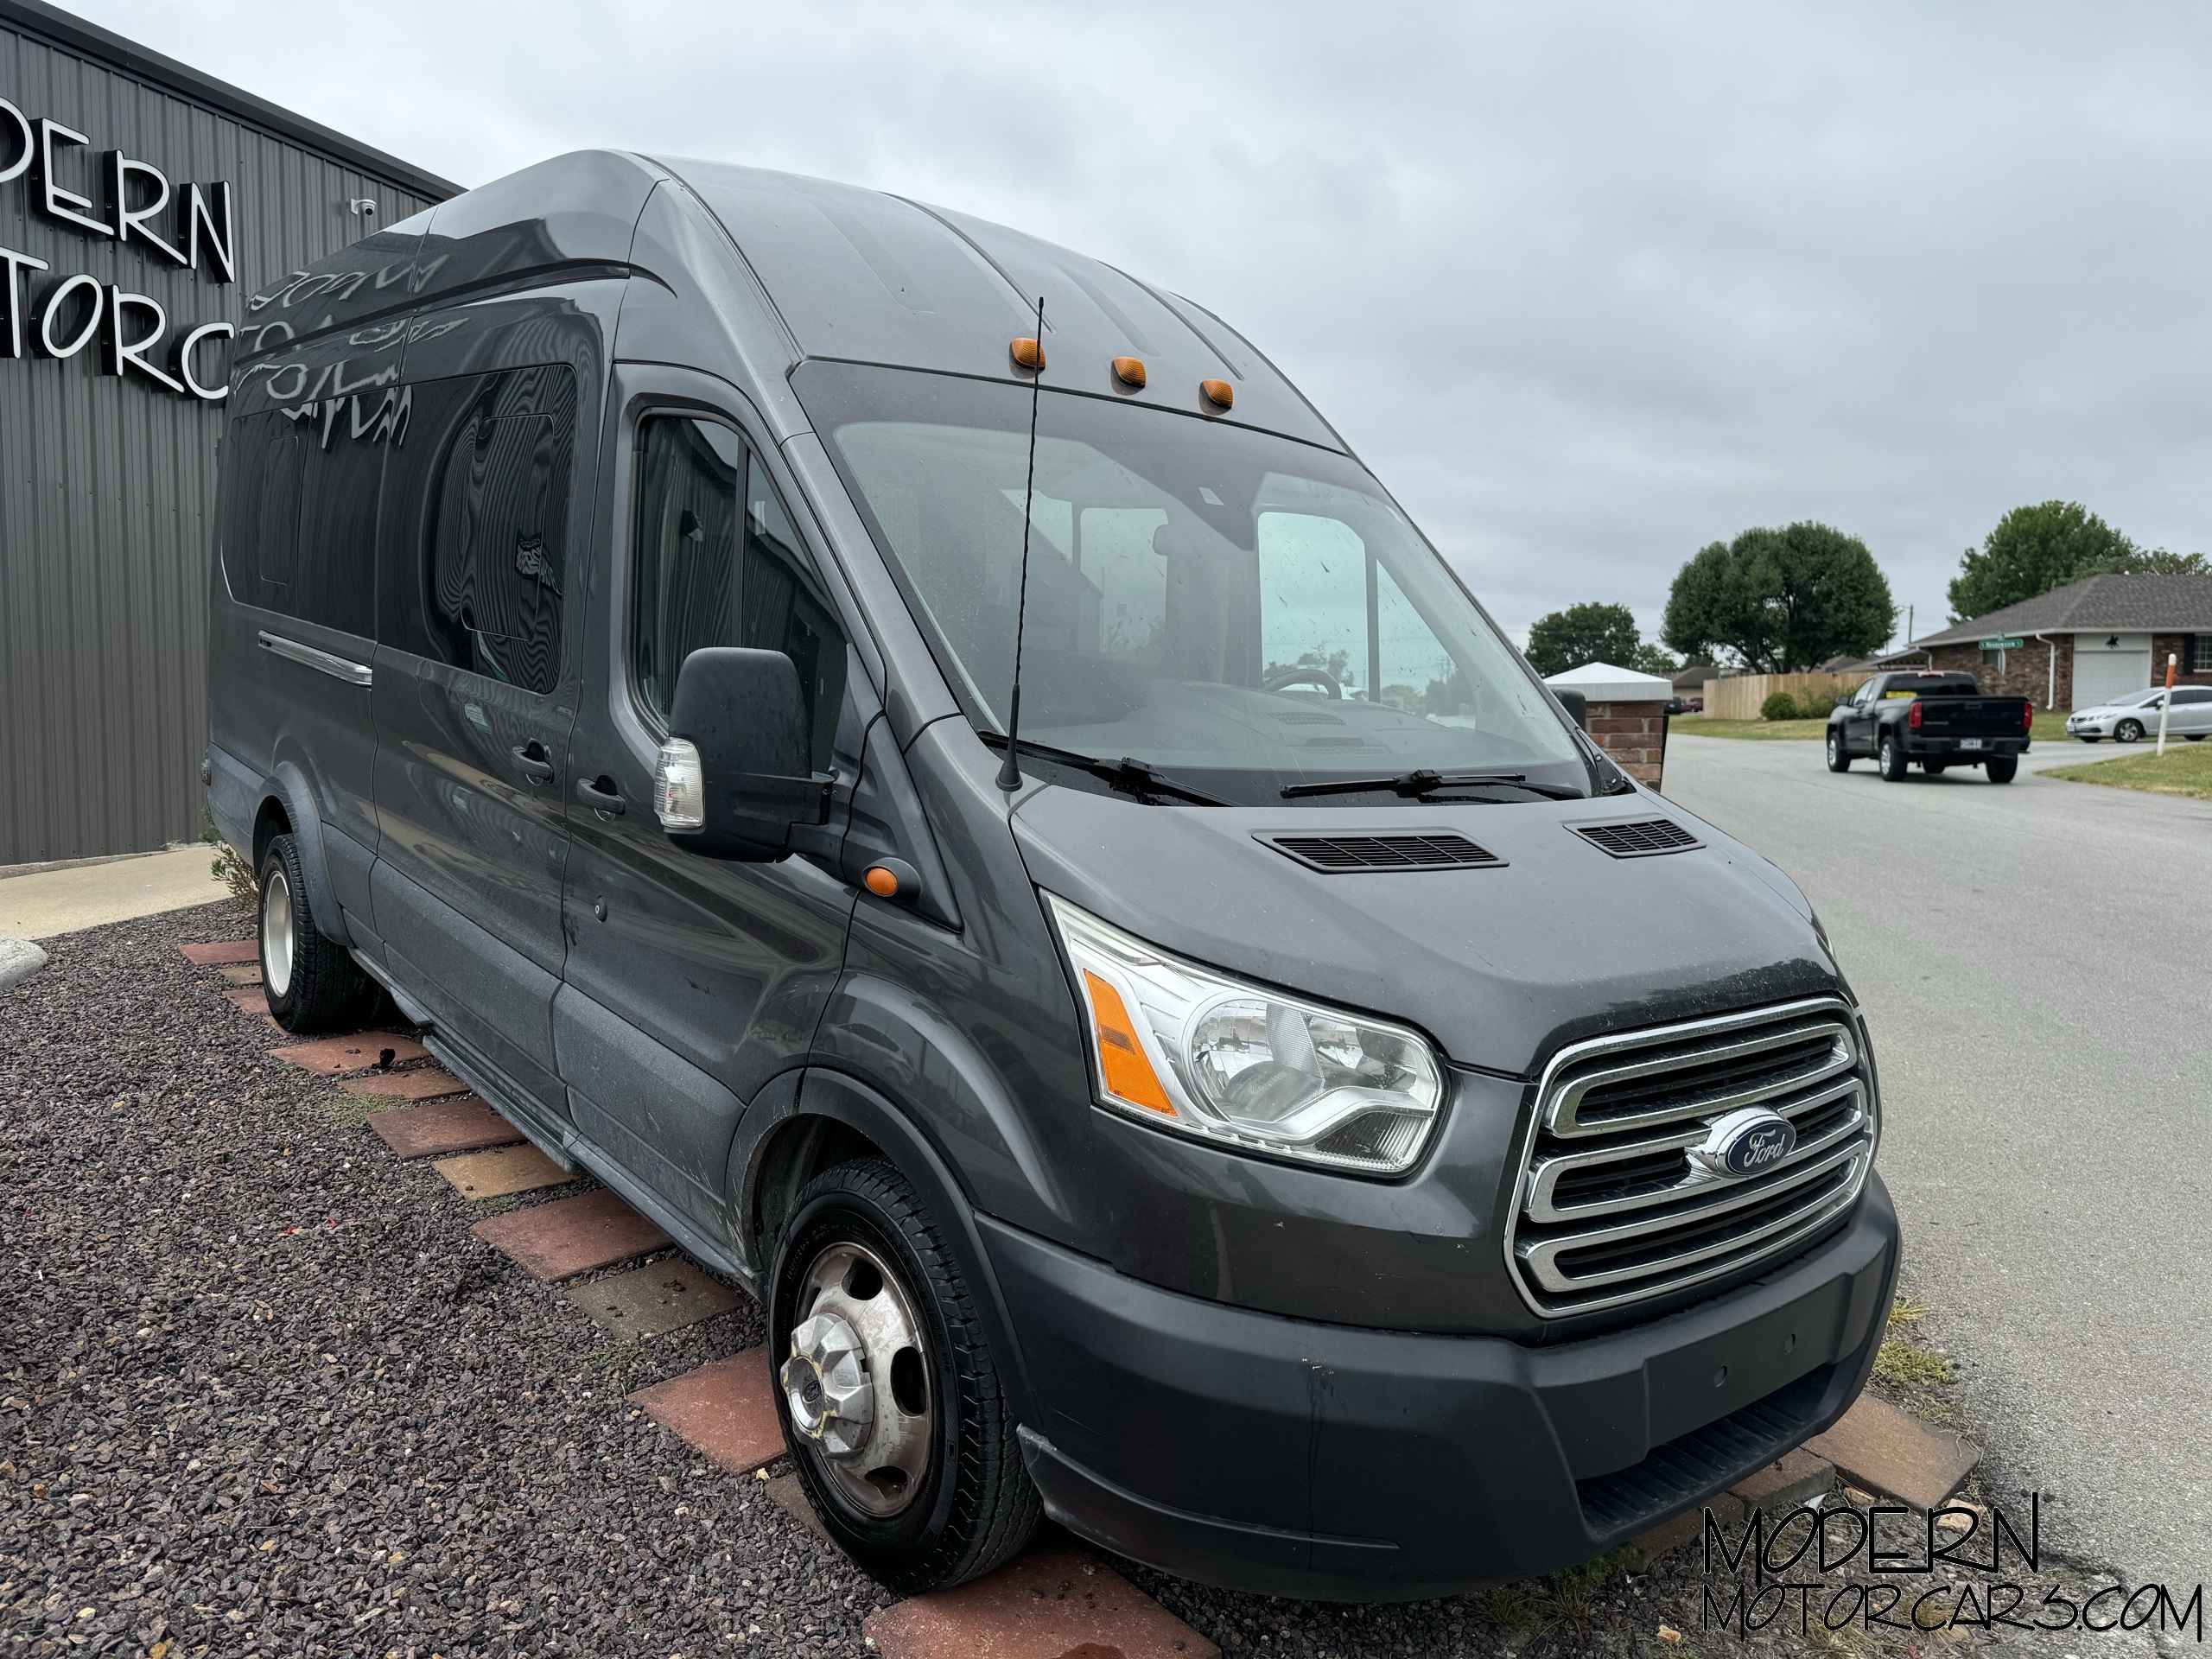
[770,1159,1039,1594]
[1878,734,1910,781]
[1826,730,1851,772]
[1986,755,2018,784]
[259,835,375,1033]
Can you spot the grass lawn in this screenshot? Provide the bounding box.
[2044,738,2212,799]
[1673,710,2079,743]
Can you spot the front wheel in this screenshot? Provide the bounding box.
[2116,719,2145,743]
[1878,734,1910,781]
[770,1159,1039,1593]
[1826,730,1851,772]
[259,835,376,1033]
[1986,755,2018,783]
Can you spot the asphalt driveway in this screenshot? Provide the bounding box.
[1663,733,2212,1586]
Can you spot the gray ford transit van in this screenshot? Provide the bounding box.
[206,151,1897,1601]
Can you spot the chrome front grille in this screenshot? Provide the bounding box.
[1505,998,1878,1316]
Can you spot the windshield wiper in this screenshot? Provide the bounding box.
[1280,769,1585,802]
[981,734,1232,806]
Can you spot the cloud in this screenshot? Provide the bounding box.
[79,0,2212,640]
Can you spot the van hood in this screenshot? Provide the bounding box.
[1009,786,1840,1077]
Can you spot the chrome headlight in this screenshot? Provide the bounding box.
[1045,893,1444,1176]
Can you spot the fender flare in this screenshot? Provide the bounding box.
[261,760,351,947]
[730,1065,1038,1428]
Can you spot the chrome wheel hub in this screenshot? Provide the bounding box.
[781,1240,932,1517]
[261,866,294,997]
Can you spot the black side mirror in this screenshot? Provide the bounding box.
[1553,688,1588,731]
[655,647,831,861]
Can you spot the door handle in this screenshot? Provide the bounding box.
[577,776,627,816]
[512,743,556,785]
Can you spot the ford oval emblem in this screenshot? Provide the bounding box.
[1692,1107,1798,1178]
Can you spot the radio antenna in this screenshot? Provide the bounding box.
[995,293,1047,793]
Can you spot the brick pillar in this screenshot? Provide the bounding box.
[1586,700,1667,787]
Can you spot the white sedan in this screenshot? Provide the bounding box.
[2066,685,2212,742]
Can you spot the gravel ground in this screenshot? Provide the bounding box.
[0,904,2171,1659]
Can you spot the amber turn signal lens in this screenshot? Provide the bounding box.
[863,866,901,898]
[1111,355,1147,389]
[1082,970,1174,1114]
[1009,336,1045,371]
[1199,378,1234,410]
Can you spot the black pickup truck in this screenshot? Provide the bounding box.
[1826,671,2035,782]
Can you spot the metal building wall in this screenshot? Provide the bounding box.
[0,7,448,865]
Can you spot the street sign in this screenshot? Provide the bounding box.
[1979,637,2024,650]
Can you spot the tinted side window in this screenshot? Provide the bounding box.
[627,420,849,772]
[380,365,576,695]
[632,417,741,728]
[219,411,303,613]
[741,450,849,772]
[292,415,383,636]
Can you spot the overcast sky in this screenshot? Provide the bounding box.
[78,0,2212,651]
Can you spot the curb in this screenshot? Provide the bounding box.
[0,936,49,990]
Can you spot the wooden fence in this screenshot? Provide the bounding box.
[1702,671,1874,721]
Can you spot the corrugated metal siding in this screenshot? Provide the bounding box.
[0,22,442,864]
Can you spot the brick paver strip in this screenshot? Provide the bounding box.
[336,1066,471,1101]
[221,987,269,1014]
[216,963,263,986]
[567,1258,738,1338]
[178,940,257,965]
[628,1350,784,1476]
[1732,1446,1834,1515]
[269,1031,429,1075]
[863,1545,1219,1659]
[1807,1394,1980,1511]
[471,1187,670,1279]
[433,1142,575,1199]
[370,1096,524,1161]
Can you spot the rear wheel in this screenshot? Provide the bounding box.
[259,835,376,1033]
[1878,734,1910,781]
[1826,730,1851,772]
[1986,755,2018,784]
[2117,719,2145,742]
[770,1159,1039,1594]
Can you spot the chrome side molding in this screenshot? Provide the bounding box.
[257,630,372,686]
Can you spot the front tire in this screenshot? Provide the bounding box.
[1878,734,1910,781]
[1826,730,1851,772]
[770,1159,1039,1594]
[259,835,375,1033]
[2117,719,2145,742]
[1986,755,2018,783]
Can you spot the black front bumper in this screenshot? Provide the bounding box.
[984,1174,1897,1601]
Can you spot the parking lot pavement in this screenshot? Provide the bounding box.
[0,847,227,941]
[1664,734,2212,1585]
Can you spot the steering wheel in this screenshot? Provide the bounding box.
[1262,667,1343,699]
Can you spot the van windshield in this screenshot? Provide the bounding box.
[796,363,1592,804]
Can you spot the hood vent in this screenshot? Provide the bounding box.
[1571,818,1701,859]
[1258,831,1503,873]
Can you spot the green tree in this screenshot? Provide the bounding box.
[1524,601,1643,677]
[1662,522,1895,672]
[2081,545,2209,578]
[1947,501,2135,620]
[1630,641,1681,677]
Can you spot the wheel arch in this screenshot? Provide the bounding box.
[256,761,350,946]
[731,1068,1038,1428]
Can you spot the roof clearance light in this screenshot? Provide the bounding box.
[1010,336,1045,371]
[1112,355,1147,389]
[1199,378,1234,410]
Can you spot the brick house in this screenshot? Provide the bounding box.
[1904,575,2212,710]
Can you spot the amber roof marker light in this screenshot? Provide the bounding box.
[1111,355,1147,389]
[1200,378,1234,410]
[1009,335,1045,371]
